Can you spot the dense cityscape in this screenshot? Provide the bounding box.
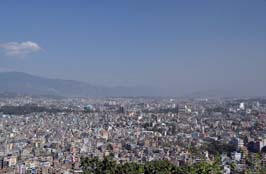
[0,95,266,173]
[1,1,265,174]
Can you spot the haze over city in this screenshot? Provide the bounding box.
[0,0,266,96]
[2,1,266,174]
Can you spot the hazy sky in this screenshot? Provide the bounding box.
[0,0,265,96]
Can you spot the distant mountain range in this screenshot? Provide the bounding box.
[0,72,262,98]
[0,72,161,97]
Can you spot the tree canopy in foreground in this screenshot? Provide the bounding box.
[81,156,222,174]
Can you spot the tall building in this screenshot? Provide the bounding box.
[239,102,245,110]
[118,105,126,114]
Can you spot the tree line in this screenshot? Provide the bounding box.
[80,156,222,174]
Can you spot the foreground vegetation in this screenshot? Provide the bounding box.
[81,156,222,174]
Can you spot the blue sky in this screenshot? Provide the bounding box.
[0,0,265,96]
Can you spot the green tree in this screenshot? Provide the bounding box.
[81,156,223,174]
[81,156,103,174]
[117,162,144,174]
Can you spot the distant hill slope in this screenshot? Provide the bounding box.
[0,72,160,97]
